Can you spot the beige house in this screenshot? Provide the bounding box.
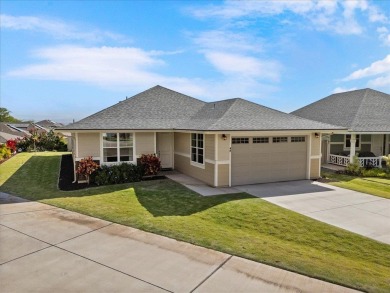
[292,89,390,168]
[61,86,343,187]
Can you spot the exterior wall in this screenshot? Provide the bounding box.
[310,133,321,156]
[310,158,320,178]
[371,134,384,156]
[330,144,344,154]
[78,133,100,157]
[174,132,215,186]
[135,132,155,157]
[218,164,229,186]
[217,134,230,161]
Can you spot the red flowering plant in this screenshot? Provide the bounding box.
[6,139,18,154]
[139,154,161,176]
[76,156,99,184]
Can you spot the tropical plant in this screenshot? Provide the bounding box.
[139,154,161,176]
[76,156,99,184]
[0,144,12,160]
[345,155,362,176]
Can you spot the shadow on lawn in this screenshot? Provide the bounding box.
[134,180,254,217]
[0,154,131,201]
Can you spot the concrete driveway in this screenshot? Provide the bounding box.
[0,192,358,293]
[236,180,390,244]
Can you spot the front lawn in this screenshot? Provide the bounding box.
[321,171,390,199]
[1,153,390,292]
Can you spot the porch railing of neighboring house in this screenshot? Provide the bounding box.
[329,154,382,168]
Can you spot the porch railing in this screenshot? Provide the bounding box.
[329,154,382,168]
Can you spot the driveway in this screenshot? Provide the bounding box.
[236,180,390,244]
[0,192,358,293]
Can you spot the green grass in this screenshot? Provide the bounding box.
[1,153,390,292]
[322,171,390,199]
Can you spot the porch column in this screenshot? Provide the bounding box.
[349,133,356,162]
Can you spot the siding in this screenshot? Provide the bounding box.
[135,132,155,157]
[205,134,214,160]
[78,133,100,157]
[217,134,230,161]
[310,133,321,156]
[310,158,320,179]
[330,144,344,154]
[218,164,229,186]
[174,154,214,186]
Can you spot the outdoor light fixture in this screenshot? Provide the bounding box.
[315,133,320,138]
[222,134,227,140]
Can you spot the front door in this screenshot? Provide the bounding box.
[156,132,173,169]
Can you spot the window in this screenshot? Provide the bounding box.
[232,137,249,144]
[103,133,133,162]
[191,133,204,164]
[253,137,269,143]
[345,134,360,148]
[291,136,305,142]
[273,137,288,143]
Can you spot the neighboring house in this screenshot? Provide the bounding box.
[61,86,343,187]
[292,89,390,168]
[36,119,64,129]
[8,122,47,134]
[0,122,29,143]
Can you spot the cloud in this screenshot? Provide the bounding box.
[340,55,390,89]
[188,0,389,36]
[343,54,390,81]
[6,45,277,101]
[377,26,390,46]
[204,51,281,81]
[332,87,357,94]
[0,14,128,42]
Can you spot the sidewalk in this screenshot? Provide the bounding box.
[0,192,359,292]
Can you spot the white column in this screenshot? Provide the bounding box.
[349,133,356,162]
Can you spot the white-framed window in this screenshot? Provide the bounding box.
[232,137,249,144]
[273,137,288,143]
[345,134,360,149]
[253,137,269,144]
[191,133,204,164]
[102,133,133,162]
[291,136,305,143]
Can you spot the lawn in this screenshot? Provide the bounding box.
[1,153,390,292]
[321,171,390,199]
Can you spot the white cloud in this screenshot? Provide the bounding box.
[377,26,390,46]
[343,54,390,81]
[367,75,390,87]
[332,87,357,94]
[204,51,281,81]
[0,14,128,42]
[6,45,277,102]
[193,30,263,53]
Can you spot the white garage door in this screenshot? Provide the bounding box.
[231,136,307,186]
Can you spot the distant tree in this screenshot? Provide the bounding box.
[0,108,22,122]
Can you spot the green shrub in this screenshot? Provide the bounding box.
[91,163,143,186]
[16,129,67,152]
[0,144,12,160]
[345,156,362,176]
[361,168,390,178]
[139,154,161,176]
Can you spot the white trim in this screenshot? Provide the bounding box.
[75,132,79,158]
[171,132,175,168]
[154,132,157,154]
[229,135,232,187]
[189,132,205,167]
[310,155,322,159]
[100,132,136,164]
[216,160,230,165]
[75,156,100,161]
[190,161,206,169]
[175,151,190,158]
[306,134,311,179]
[214,134,218,187]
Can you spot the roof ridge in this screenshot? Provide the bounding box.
[350,88,372,129]
[204,98,241,129]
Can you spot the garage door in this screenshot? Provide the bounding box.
[231,136,307,185]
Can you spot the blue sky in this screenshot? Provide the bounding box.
[1,0,389,123]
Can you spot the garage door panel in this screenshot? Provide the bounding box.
[232,136,308,186]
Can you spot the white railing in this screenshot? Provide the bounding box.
[329,154,382,168]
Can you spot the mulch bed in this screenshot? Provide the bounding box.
[58,154,166,191]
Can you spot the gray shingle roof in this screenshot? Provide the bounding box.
[291,89,390,132]
[61,85,344,131]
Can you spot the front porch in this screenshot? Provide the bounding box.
[322,133,389,168]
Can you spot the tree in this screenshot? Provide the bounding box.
[0,108,22,122]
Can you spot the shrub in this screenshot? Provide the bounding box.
[361,168,390,178]
[76,156,99,184]
[91,163,143,186]
[16,129,67,152]
[139,154,161,176]
[345,156,362,176]
[0,144,12,160]
[6,139,17,153]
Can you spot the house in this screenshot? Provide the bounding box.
[0,122,29,143]
[292,89,390,168]
[36,119,64,129]
[60,86,344,186]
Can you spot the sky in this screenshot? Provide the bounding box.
[1,0,389,124]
